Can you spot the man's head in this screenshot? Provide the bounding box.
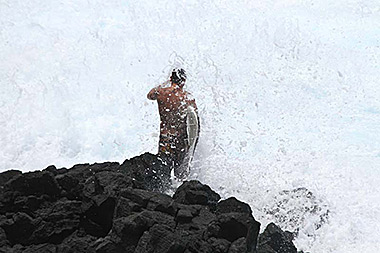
[170,68,186,87]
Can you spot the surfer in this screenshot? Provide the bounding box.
[147,68,199,179]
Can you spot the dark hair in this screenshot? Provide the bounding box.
[171,68,186,85]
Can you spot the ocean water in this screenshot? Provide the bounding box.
[1,0,379,252]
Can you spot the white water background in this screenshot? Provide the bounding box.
[1,0,380,252]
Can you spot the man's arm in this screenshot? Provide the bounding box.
[147,87,160,100]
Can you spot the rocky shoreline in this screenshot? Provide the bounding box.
[0,152,299,253]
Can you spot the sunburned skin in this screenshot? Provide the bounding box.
[147,83,197,138]
[147,77,199,178]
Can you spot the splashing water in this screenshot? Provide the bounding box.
[1,0,380,252]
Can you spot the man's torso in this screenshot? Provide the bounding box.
[156,87,191,137]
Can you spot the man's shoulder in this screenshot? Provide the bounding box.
[158,86,173,95]
[155,87,174,99]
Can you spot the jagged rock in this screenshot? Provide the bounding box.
[134,224,178,253]
[114,196,138,219]
[43,165,59,176]
[257,223,297,253]
[112,210,175,243]
[120,152,171,191]
[82,196,116,237]
[5,171,61,198]
[146,193,176,216]
[208,237,231,253]
[216,198,260,252]
[0,152,300,253]
[22,243,57,253]
[1,212,35,245]
[0,170,22,189]
[55,174,81,200]
[203,197,260,253]
[228,237,247,253]
[217,197,252,214]
[30,200,82,245]
[0,227,8,247]
[56,231,97,253]
[13,195,45,213]
[93,236,124,253]
[175,207,194,223]
[120,188,160,208]
[173,180,221,206]
[191,206,216,227]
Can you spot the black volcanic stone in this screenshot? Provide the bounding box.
[228,237,247,253]
[0,170,22,189]
[43,165,59,176]
[217,197,252,214]
[1,212,35,245]
[257,223,297,253]
[30,200,82,245]
[0,227,7,247]
[6,171,61,198]
[205,197,261,253]
[56,231,97,253]
[0,152,299,253]
[173,180,221,206]
[82,196,116,237]
[120,152,171,191]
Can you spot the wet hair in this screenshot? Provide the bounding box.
[171,68,186,85]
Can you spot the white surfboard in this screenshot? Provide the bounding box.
[175,106,199,179]
[186,106,199,152]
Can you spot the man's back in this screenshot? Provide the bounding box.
[154,86,194,136]
[147,68,199,179]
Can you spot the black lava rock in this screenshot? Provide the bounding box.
[173,180,221,206]
[257,223,297,253]
[0,152,299,253]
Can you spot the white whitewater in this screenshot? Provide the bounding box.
[1,0,379,252]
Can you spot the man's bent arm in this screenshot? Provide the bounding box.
[147,87,159,100]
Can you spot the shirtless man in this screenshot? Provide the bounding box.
[147,68,199,179]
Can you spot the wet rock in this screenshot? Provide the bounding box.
[146,193,176,216]
[22,243,57,253]
[1,212,35,245]
[208,237,231,253]
[134,224,178,253]
[6,171,61,198]
[82,196,116,237]
[175,208,194,223]
[257,223,297,253]
[56,231,97,253]
[206,197,261,253]
[0,227,8,247]
[55,174,81,200]
[30,200,82,244]
[120,188,159,208]
[112,210,175,245]
[94,237,124,253]
[120,152,172,191]
[0,152,300,253]
[114,196,139,219]
[173,180,221,206]
[228,237,247,253]
[217,197,252,214]
[43,165,59,176]
[0,170,22,189]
